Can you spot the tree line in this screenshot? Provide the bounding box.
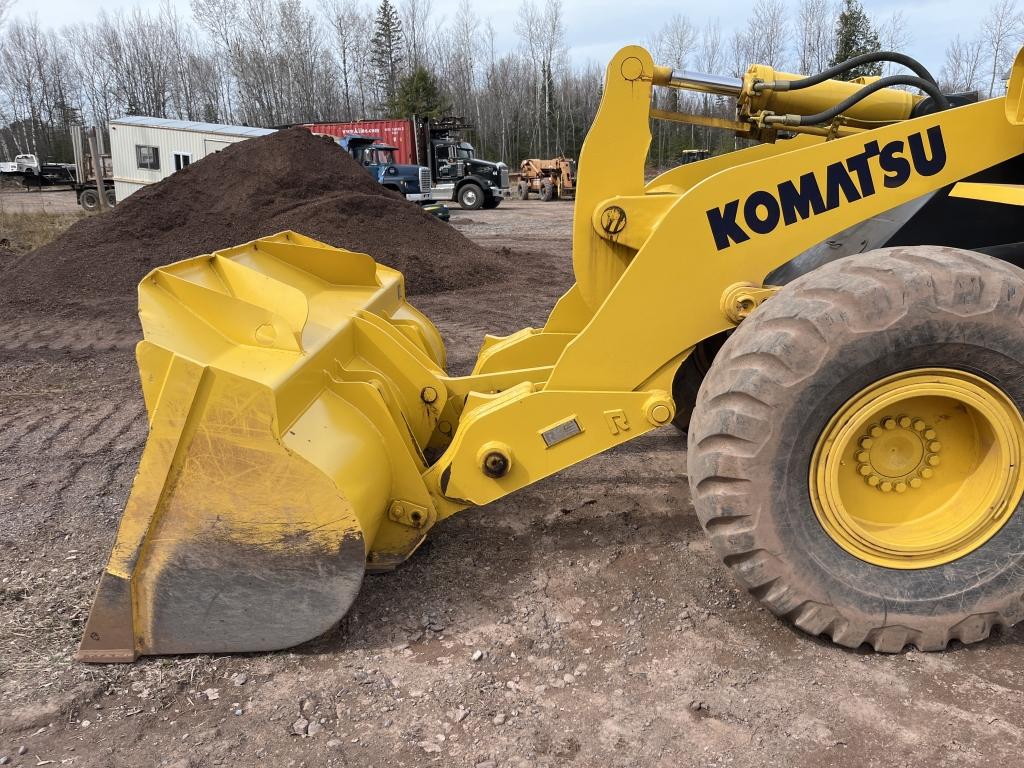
[0,0,1022,171]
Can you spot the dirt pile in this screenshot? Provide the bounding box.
[2,127,505,314]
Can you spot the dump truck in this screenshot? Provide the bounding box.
[333,134,432,202]
[80,44,1024,662]
[515,156,577,201]
[306,117,511,209]
[333,134,449,219]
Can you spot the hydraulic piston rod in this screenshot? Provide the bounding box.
[656,68,743,97]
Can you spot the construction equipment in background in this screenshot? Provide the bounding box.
[0,127,115,211]
[515,156,577,201]
[81,44,1024,662]
[71,126,116,211]
[0,152,76,189]
[305,117,511,209]
[676,149,711,165]
[333,134,433,203]
[329,134,450,220]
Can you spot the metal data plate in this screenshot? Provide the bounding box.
[541,418,583,448]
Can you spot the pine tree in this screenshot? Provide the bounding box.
[830,0,882,80]
[393,66,449,118]
[371,0,405,113]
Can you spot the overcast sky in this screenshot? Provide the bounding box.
[9,0,971,73]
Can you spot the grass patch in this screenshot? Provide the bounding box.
[0,207,85,255]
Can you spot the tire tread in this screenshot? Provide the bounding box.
[688,246,1024,652]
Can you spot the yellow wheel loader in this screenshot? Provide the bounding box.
[80,45,1024,661]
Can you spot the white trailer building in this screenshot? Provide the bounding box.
[108,116,275,201]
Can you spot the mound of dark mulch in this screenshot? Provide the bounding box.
[2,127,505,317]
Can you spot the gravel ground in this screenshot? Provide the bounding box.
[2,198,1024,768]
[0,187,81,215]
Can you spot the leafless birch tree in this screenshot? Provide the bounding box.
[981,0,1021,96]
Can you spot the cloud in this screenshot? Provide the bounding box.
[33,0,972,73]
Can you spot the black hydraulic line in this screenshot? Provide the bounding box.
[769,75,951,126]
[755,51,940,92]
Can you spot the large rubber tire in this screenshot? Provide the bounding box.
[688,246,1024,652]
[105,189,116,207]
[539,180,555,202]
[457,183,484,210]
[516,181,530,200]
[79,188,100,212]
[671,332,728,433]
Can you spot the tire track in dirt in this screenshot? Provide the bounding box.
[0,315,138,352]
[0,346,144,542]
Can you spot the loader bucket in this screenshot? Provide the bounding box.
[78,232,448,662]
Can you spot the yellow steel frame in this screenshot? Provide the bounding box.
[423,45,1024,522]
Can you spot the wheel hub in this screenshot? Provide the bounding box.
[810,368,1024,569]
[855,416,941,493]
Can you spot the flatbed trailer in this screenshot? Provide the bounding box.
[0,128,116,210]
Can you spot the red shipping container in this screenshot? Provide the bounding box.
[304,119,417,165]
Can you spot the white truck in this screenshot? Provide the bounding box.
[0,133,115,211]
[0,154,39,174]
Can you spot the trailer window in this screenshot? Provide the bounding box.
[136,145,160,170]
[174,153,192,171]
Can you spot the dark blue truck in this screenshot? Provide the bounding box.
[337,135,432,202]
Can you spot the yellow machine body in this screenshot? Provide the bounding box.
[81,46,1024,661]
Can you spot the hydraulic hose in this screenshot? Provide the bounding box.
[765,75,951,126]
[754,51,940,93]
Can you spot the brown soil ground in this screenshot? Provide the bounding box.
[2,199,1024,768]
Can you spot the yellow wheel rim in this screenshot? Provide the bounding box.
[810,368,1024,569]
